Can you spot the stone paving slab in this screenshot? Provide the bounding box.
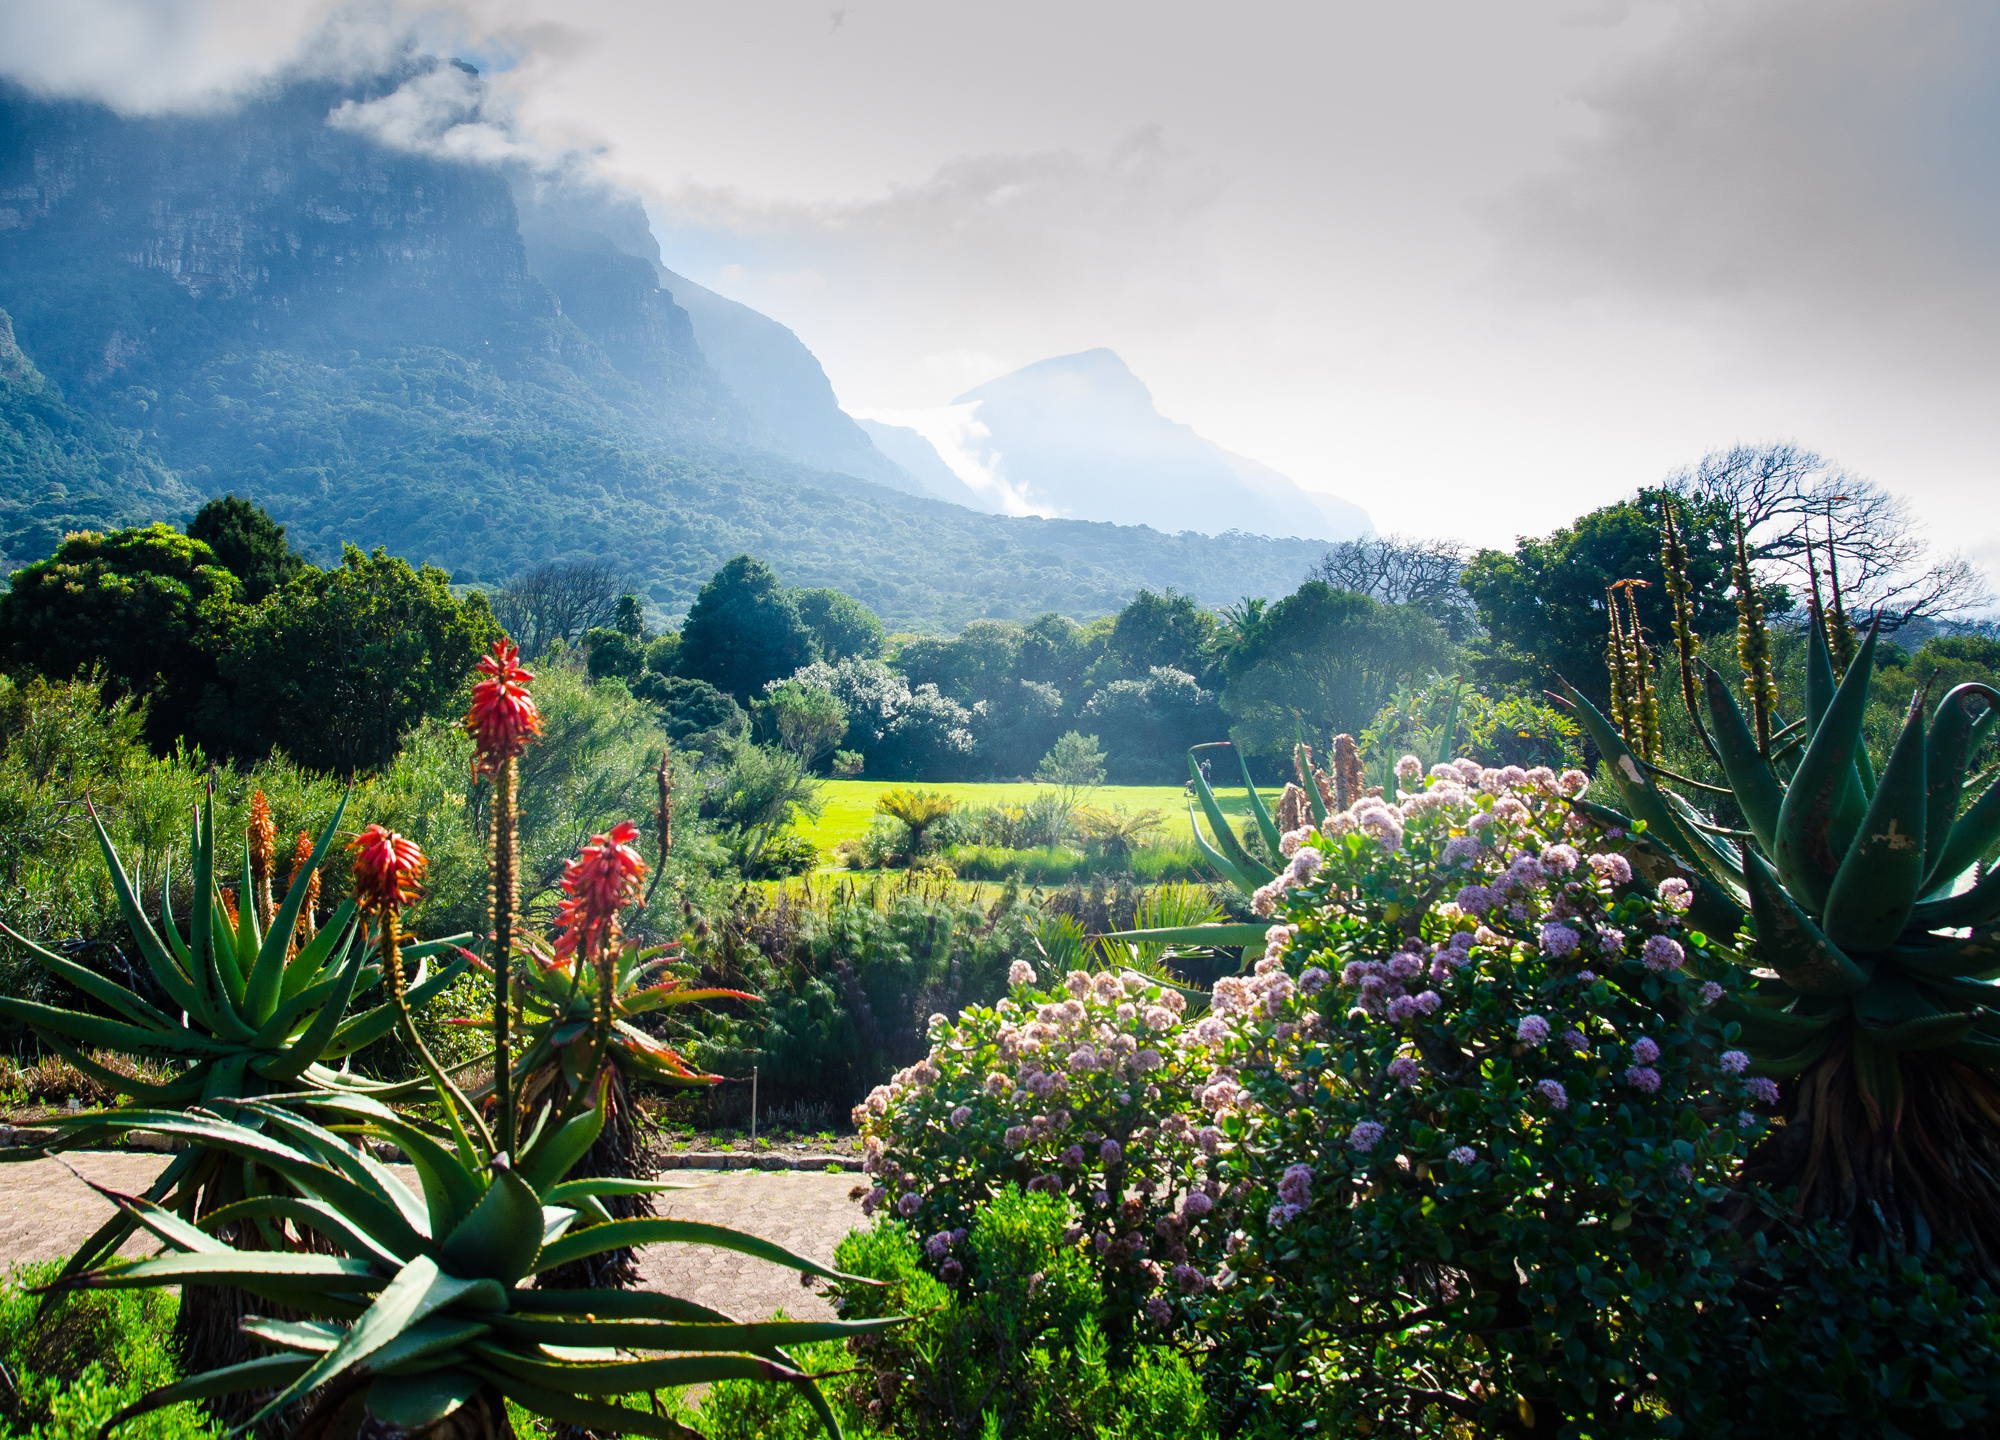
[0,1153,868,1322]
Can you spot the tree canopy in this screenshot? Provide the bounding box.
[793,587,885,663]
[675,555,817,702]
[187,493,306,603]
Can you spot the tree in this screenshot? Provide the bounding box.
[1221,582,1448,762]
[893,620,1022,705]
[874,787,957,855]
[186,494,305,603]
[488,562,625,660]
[760,678,849,768]
[1081,666,1226,783]
[1667,443,1992,625]
[221,545,500,773]
[1036,730,1108,788]
[0,522,242,753]
[1460,493,1744,704]
[630,673,748,747]
[582,627,644,681]
[613,593,646,639]
[1309,534,1474,639]
[675,555,816,702]
[793,587,885,662]
[703,741,823,866]
[1106,588,1220,681]
[785,657,976,781]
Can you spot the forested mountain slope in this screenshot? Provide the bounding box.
[0,66,1323,624]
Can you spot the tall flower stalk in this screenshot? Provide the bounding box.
[1732,517,1779,754]
[467,637,542,1156]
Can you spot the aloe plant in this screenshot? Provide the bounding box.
[0,789,470,1272]
[1562,577,2000,1265]
[59,1086,883,1439]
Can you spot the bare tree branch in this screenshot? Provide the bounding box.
[1311,534,1470,607]
[488,562,626,659]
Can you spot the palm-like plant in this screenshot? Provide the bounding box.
[1562,518,2000,1268]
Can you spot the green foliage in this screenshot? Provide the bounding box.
[0,1261,219,1438]
[184,495,304,604]
[1360,674,1584,785]
[874,787,957,852]
[582,626,644,681]
[759,679,849,768]
[1106,588,1220,682]
[830,1196,1219,1440]
[0,523,239,753]
[220,544,500,772]
[1034,732,1106,789]
[701,741,824,871]
[1220,582,1448,765]
[633,672,749,748]
[794,587,886,662]
[678,556,818,702]
[1461,490,1753,702]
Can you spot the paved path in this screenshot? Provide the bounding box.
[0,1152,865,1320]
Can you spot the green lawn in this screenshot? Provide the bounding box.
[796,779,1283,853]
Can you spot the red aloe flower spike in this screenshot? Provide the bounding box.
[551,820,648,961]
[347,823,427,915]
[466,638,542,777]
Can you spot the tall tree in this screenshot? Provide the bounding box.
[1107,588,1221,682]
[0,522,241,753]
[1310,534,1475,640]
[186,494,305,603]
[489,562,625,660]
[1221,582,1447,762]
[675,555,816,701]
[793,587,885,662]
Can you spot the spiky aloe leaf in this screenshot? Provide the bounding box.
[532,1217,853,1284]
[1701,663,1785,853]
[1775,623,1880,913]
[1910,868,2000,931]
[1926,761,2000,901]
[1824,690,1929,953]
[1234,746,1283,856]
[1804,603,1839,733]
[1742,848,1870,996]
[440,1167,546,1284]
[1895,923,2000,979]
[1714,998,1841,1050]
[1925,685,1991,885]
[1098,923,1273,949]
[1567,795,1748,936]
[1187,745,1277,891]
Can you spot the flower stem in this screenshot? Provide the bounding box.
[383,908,493,1161]
[492,755,519,1156]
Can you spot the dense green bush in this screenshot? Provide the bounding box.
[829,1190,1219,1439]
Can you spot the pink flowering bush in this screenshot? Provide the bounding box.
[1182,761,1773,1434]
[852,961,1221,1341]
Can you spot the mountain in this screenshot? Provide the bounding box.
[854,417,990,508]
[0,66,1328,626]
[860,349,1372,540]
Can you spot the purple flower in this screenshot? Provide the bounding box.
[1100,1139,1124,1165]
[1541,844,1580,875]
[1454,885,1496,917]
[1625,1065,1662,1094]
[1348,1121,1386,1152]
[1448,1145,1476,1164]
[896,1192,922,1217]
[1588,852,1633,886]
[1182,1192,1214,1219]
[1576,970,1597,984]
[1145,1296,1173,1326]
[1197,1126,1223,1156]
[940,1258,964,1283]
[1517,1015,1552,1046]
[1062,1145,1085,1168]
[1300,967,1329,994]
[1267,1203,1302,1228]
[1386,995,1419,1022]
[1699,982,1724,1006]
[925,1232,952,1261]
[1290,846,1324,881]
[1004,1125,1030,1149]
[1009,959,1037,986]
[1442,835,1482,867]
[1173,1262,1206,1295]
[1632,1037,1661,1065]
[1026,1173,1061,1194]
[1388,953,1425,980]
[950,1106,973,1128]
[1643,936,1685,972]
[1277,1163,1314,1205]
[1561,1027,1587,1053]
[1395,755,1423,782]
[1720,1049,1750,1075]
[1745,1076,1780,1105]
[1539,923,1580,958]
[1092,1190,1111,1207]
[1536,1079,1569,1109]
[1387,1056,1420,1086]
[1659,878,1693,912]
[1595,927,1627,955]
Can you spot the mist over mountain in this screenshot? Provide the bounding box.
[860,349,1373,540]
[0,63,1330,625]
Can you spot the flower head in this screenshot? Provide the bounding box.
[1008,959,1037,987]
[1536,1078,1569,1110]
[1745,1076,1780,1105]
[1632,1037,1661,1065]
[1395,755,1423,782]
[1720,1049,1751,1075]
[1625,1065,1662,1094]
[248,790,276,876]
[347,824,426,914]
[1658,877,1693,913]
[1642,935,1685,972]
[1539,923,1580,958]
[1448,1145,1476,1164]
[552,820,648,960]
[1348,1120,1386,1153]
[1517,1014,1551,1046]
[465,639,542,776]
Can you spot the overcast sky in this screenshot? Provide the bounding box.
[4,0,1997,583]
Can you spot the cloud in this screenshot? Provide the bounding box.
[1497,0,2000,379]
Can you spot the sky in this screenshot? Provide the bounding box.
[3,0,1997,586]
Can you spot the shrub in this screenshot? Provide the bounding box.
[947,844,1091,885]
[851,963,1216,1347]
[830,1190,1219,1439]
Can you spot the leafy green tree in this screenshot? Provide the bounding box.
[1106,588,1220,682]
[1220,582,1447,763]
[794,586,885,662]
[643,632,680,675]
[760,678,848,768]
[1036,731,1107,787]
[221,545,499,773]
[1460,490,1748,703]
[186,494,306,603]
[613,592,646,639]
[0,522,242,753]
[875,786,958,854]
[703,740,824,868]
[1014,612,1107,700]
[582,626,643,681]
[675,555,816,700]
[632,672,748,747]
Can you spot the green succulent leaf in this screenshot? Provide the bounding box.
[1775,623,1880,913]
[1187,745,1276,891]
[96,1353,316,1437]
[1824,690,1929,953]
[467,1365,709,1440]
[532,1217,856,1285]
[1741,848,1870,995]
[1927,765,2000,903]
[1700,663,1785,853]
[1909,868,2000,932]
[440,1166,547,1285]
[1895,923,2000,979]
[1923,685,1992,887]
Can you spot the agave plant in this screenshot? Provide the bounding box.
[0,788,470,1275]
[1560,526,2000,1266]
[59,1085,884,1439]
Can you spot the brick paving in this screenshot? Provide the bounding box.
[0,1151,867,1320]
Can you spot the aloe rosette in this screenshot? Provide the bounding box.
[1559,611,2000,1262]
[0,789,471,1267]
[58,1085,886,1438]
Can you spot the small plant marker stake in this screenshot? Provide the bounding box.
[751,1065,758,1143]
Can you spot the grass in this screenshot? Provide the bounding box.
[794,780,1283,855]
